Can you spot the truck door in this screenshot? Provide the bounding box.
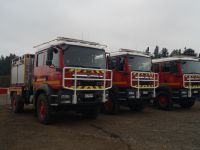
[111,56,128,87]
[160,62,181,88]
[34,52,46,85]
[45,48,61,89]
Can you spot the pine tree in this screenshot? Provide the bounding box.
[170,49,179,57]
[160,48,169,58]
[183,48,197,57]
[153,46,159,58]
[145,47,150,55]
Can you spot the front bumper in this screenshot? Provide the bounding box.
[117,88,154,104]
[171,88,200,99]
[49,89,104,106]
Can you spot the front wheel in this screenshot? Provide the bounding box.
[157,93,172,110]
[37,94,52,124]
[11,93,24,113]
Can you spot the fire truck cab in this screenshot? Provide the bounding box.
[9,37,112,124]
[104,49,159,113]
[152,56,200,110]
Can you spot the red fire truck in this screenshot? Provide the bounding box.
[9,37,112,124]
[103,49,159,113]
[152,56,200,110]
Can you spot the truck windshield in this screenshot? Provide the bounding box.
[181,60,200,74]
[63,45,106,69]
[128,55,151,72]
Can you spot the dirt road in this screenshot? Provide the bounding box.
[0,102,200,150]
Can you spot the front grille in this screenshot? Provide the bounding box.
[77,81,103,86]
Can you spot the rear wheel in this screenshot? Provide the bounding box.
[157,93,172,110]
[11,93,24,113]
[37,94,52,124]
[180,99,195,109]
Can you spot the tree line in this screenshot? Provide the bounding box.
[0,54,17,87]
[145,46,199,58]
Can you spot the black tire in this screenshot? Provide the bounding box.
[157,93,173,110]
[129,103,144,112]
[180,99,195,109]
[83,105,100,119]
[37,94,52,124]
[102,91,120,114]
[11,93,24,113]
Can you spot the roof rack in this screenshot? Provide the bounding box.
[12,54,34,65]
[152,56,199,63]
[110,48,150,57]
[119,49,146,55]
[33,37,107,49]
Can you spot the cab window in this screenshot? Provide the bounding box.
[153,63,159,73]
[109,57,117,69]
[109,56,125,71]
[162,63,170,72]
[116,56,125,71]
[170,62,178,74]
[37,52,44,67]
[52,50,59,67]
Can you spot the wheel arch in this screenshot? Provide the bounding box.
[156,86,172,96]
[33,84,52,110]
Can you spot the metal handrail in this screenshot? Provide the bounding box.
[131,71,159,98]
[183,74,200,97]
[62,67,112,104]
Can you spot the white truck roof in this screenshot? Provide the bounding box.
[110,49,150,58]
[153,56,199,63]
[33,37,107,51]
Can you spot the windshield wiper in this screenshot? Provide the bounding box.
[68,65,85,68]
[90,67,101,69]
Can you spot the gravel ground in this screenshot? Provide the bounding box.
[0,101,200,150]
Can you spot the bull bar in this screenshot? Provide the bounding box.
[131,71,159,99]
[63,67,112,104]
[183,74,200,97]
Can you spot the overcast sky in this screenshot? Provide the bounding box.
[0,0,200,56]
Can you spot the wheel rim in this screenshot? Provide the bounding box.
[159,95,168,107]
[12,96,16,111]
[39,101,46,120]
[104,100,113,112]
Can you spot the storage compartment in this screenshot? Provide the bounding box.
[11,54,35,87]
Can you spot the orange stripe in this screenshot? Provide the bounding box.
[33,80,60,85]
[160,83,180,86]
[113,82,127,85]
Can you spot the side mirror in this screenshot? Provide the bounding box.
[47,48,53,61]
[46,47,58,66]
[46,60,52,66]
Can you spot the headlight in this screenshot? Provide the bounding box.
[61,95,71,99]
[143,91,148,94]
[128,91,135,95]
[128,96,135,99]
[193,91,198,94]
[181,91,187,94]
[105,93,109,99]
